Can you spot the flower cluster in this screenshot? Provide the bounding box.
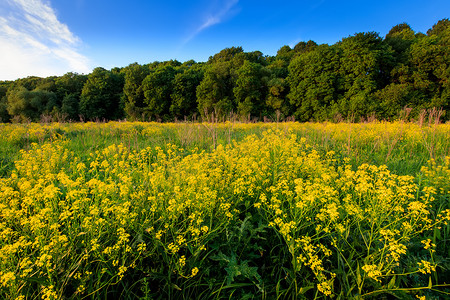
[0,122,448,299]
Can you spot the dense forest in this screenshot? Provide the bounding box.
[1,19,449,123]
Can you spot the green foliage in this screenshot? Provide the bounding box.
[0,83,11,122]
[267,58,289,79]
[208,46,244,64]
[61,93,80,120]
[6,87,57,121]
[386,23,413,37]
[170,67,204,119]
[408,33,450,113]
[233,60,268,118]
[276,45,294,64]
[265,56,292,120]
[141,65,177,120]
[79,67,124,120]
[11,76,44,91]
[385,23,417,65]
[54,73,87,120]
[287,44,341,121]
[336,32,395,119]
[243,50,268,66]
[293,40,318,54]
[374,83,412,118]
[34,77,58,93]
[55,72,87,100]
[266,77,291,118]
[427,18,450,37]
[382,28,450,118]
[123,63,150,120]
[196,62,235,119]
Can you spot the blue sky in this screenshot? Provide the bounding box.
[0,0,448,80]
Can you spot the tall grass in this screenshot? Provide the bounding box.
[1,120,449,177]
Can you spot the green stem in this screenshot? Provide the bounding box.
[361,283,450,298]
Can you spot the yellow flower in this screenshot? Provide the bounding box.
[118,266,127,280]
[362,264,382,282]
[418,260,436,274]
[317,280,333,296]
[191,267,199,277]
[421,239,435,251]
[0,271,16,287]
[179,255,186,267]
[41,285,58,300]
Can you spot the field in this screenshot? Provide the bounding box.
[0,121,449,299]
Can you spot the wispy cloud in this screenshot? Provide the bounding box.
[184,0,240,44]
[0,0,91,80]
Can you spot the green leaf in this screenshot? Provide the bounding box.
[356,262,362,286]
[298,285,315,295]
[387,275,396,289]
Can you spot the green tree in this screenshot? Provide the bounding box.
[374,83,413,118]
[161,59,182,68]
[267,58,289,79]
[12,76,44,91]
[6,87,30,120]
[408,31,450,116]
[6,87,57,121]
[233,60,268,118]
[385,23,417,65]
[266,49,293,118]
[34,77,58,93]
[0,82,11,122]
[271,46,293,79]
[287,44,341,121]
[61,93,80,120]
[170,67,204,119]
[55,72,88,100]
[336,32,395,119]
[276,45,294,64]
[141,65,177,120]
[266,77,291,119]
[427,18,450,37]
[387,23,413,37]
[182,59,197,67]
[54,72,87,120]
[196,62,235,119]
[293,40,318,54]
[79,67,124,120]
[376,23,449,120]
[243,51,268,66]
[208,46,244,64]
[122,63,150,120]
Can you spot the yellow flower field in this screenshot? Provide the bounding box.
[0,121,449,299]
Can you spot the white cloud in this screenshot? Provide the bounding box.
[184,0,239,43]
[0,0,91,80]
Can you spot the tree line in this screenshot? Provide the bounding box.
[0,19,449,123]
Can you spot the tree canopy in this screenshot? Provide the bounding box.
[1,19,449,122]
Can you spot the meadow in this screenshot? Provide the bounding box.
[0,120,449,299]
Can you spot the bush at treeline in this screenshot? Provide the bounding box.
[0,19,449,123]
